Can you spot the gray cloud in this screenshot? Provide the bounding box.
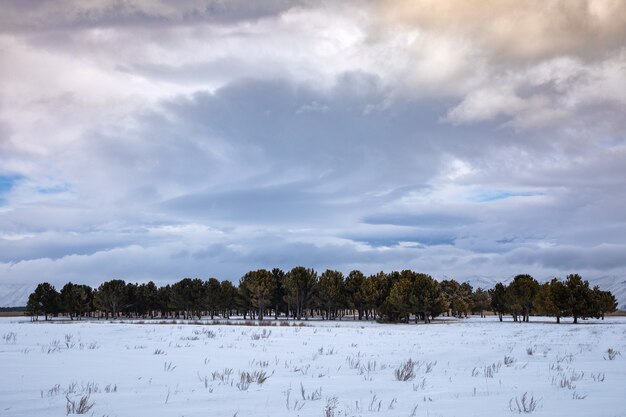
[0,1,625,302]
[0,0,309,32]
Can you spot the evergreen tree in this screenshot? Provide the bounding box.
[345,270,366,320]
[506,274,539,322]
[411,273,445,323]
[136,281,158,318]
[440,280,469,318]
[566,274,594,324]
[534,278,571,323]
[28,282,60,321]
[270,268,287,319]
[60,282,93,320]
[170,278,204,319]
[220,280,238,318]
[318,269,345,320]
[471,288,491,318]
[283,266,317,320]
[248,269,275,320]
[204,278,222,319]
[592,286,617,319]
[489,282,507,322]
[238,273,253,319]
[94,279,128,319]
[371,271,392,320]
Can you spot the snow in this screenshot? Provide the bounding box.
[0,284,34,308]
[1,316,625,417]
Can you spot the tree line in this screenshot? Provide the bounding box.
[26,268,617,324]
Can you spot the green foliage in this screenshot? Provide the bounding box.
[566,274,594,323]
[26,270,618,324]
[247,269,275,320]
[471,288,491,317]
[318,270,345,319]
[283,266,317,319]
[440,279,472,318]
[94,279,128,318]
[204,278,222,319]
[489,282,507,321]
[534,279,571,323]
[506,274,539,322]
[60,283,93,320]
[170,278,205,319]
[27,282,60,320]
[345,270,366,319]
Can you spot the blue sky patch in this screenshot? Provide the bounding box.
[471,190,541,202]
[0,174,23,204]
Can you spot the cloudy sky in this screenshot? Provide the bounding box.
[1,0,625,290]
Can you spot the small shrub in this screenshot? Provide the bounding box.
[236,370,272,390]
[2,332,17,344]
[504,356,516,366]
[65,394,95,414]
[64,334,75,349]
[324,396,338,417]
[591,372,605,382]
[300,382,322,400]
[395,359,416,381]
[605,348,621,361]
[509,392,538,414]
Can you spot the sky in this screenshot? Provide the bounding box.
[1,0,626,290]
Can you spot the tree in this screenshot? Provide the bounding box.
[566,274,593,324]
[345,270,366,320]
[60,282,93,320]
[440,280,471,318]
[534,278,571,323]
[157,285,173,318]
[318,269,345,320]
[28,283,60,321]
[136,281,159,318]
[220,280,238,318]
[283,267,317,320]
[370,271,392,320]
[123,282,138,317]
[248,269,275,320]
[94,279,128,319]
[506,275,539,322]
[270,268,287,319]
[471,288,491,318]
[170,278,205,319]
[411,273,446,323]
[489,283,507,322]
[204,278,222,319]
[592,286,617,319]
[238,273,253,319]
[26,292,42,321]
[361,275,380,320]
[382,275,412,322]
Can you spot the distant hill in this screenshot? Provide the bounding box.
[591,275,626,311]
[0,284,33,308]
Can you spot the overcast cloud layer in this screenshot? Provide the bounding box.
[1,0,625,296]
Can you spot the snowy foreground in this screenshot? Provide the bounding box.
[1,316,625,417]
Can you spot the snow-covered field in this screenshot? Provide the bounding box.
[1,316,625,417]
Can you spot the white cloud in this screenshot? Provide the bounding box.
[0,0,625,294]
